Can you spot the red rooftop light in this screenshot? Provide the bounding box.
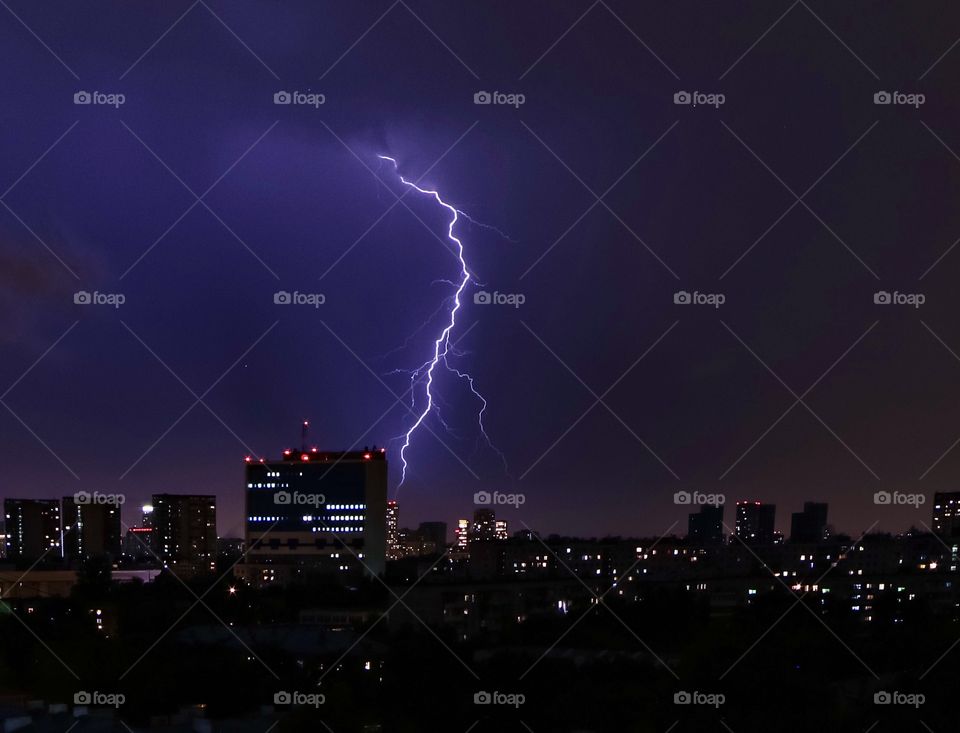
[301,454,310,462]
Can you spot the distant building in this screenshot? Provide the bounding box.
[4,499,61,562]
[238,447,388,586]
[688,504,724,546]
[418,521,447,551]
[455,519,470,550]
[122,527,154,563]
[61,496,122,566]
[933,492,960,538]
[471,509,496,544]
[386,500,399,560]
[151,494,217,574]
[495,519,508,541]
[735,501,776,546]
[790,502,829,543]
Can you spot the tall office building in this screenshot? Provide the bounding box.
[790,502,829,543]
[735,501,776,546]
[933,492,960,537]
[494,519,508,541]
[62,496,122,566]
[470,509,497,544]
[151,494,217,574]
[239,447,388,585]
[688,504,724,546]
[455,519,470,550]
[386,500,399,560]
[4,499,61,562]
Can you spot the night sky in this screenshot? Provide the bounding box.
[2,1,960,541]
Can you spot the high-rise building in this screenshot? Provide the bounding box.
[471,509,496,544]
[735,501,776,546]
[151,494,217,574]
[0,519,6,560]
[386,500,399,560]
[238,447,388,585]
[790,502,829,543]
[62,496,122,566]
[4,499,61,562]
[123,527,154,563]
[688,504,724,546]
[933,492,960,538]
[494,519,508,541]
[455,519,470,550]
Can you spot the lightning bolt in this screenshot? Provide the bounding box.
[377,155,507,488]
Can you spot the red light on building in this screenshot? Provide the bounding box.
[244,456,252,462]
[301,454,310,462]
[363,453,371,460]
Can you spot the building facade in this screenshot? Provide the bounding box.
[151,494,217,574]
[237,448,388,586]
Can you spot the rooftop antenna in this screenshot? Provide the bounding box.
[301,420,309,452]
